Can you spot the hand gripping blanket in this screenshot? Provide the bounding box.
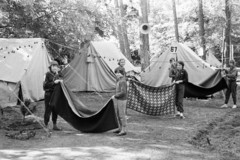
[127,80,176,116]
[50,83,118,133]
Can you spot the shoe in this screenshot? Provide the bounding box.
[232,105,237,109]
[220,104,228,108]
[180,115,185,119]
[117,132,127,136]
[180,113,185,119]
[113,130,121,134]
[174,111,181,117]
[53,126,62,131]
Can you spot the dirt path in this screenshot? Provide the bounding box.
[0,93,230,160]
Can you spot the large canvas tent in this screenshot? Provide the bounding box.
[141,42,216,87]
[63,41,139,92]
[0,38,50,107]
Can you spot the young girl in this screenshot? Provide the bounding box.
[114,58,126,77]
[169,58,177,83]
[43,61,63,131]
[174,61,188,119]
[221,59,238,109]
[112,69,128,136]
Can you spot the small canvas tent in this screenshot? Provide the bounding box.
[141,42,216,87]
[0,38,50,107]
[63,41,138,92]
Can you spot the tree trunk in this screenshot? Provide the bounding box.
[119,0,132,61]
[198,0,206,60]
[172,0,179,42]
[225,0,231,67]
[139,0,150,70]
[114,0,125,56]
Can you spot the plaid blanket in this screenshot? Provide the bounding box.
[127,80,176,116]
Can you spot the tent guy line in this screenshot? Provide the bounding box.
[47,42,105,100]
[46,39,128,61]
[46,39,79,51]
[1,79,51,137]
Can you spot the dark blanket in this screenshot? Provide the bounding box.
[184,70,228,98]
[50,83,118,133]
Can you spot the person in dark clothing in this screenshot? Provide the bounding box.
[174,61,188,119]
[43,61,63,131]
[169,58,177,83]
[221,59,238,109]
[112,69,128,136]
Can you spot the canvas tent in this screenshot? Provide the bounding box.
[0,38,50,107]
[62,41,139,92]
[141,42,216,87]
[206,51,222,68]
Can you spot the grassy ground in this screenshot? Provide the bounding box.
[188,88,240,160]
[0,90,239,160]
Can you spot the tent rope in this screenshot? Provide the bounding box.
[1,80,51,137]
[46,39,80,52]
[46,42,105,100]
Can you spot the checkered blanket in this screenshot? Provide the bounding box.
[127,80,176,116]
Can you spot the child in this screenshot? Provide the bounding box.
[221,59,238,109]
[112,69,128,136]
[169,58,177,83]
[60,54,69,71]
[174,61,188,119]
[114,58,126,77]
[43,61,63,131]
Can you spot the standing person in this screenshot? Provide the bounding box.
[114,58,129,116]
[114,58,126,77]
[60,54,69,71]
[174,61,188,119]
[221,59,238,109]
[112,69,128,136]
[169,58,177,83]
[43,61,63,131]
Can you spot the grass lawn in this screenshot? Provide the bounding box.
[0,89,239,160]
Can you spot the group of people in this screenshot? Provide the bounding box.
[42,53,238,135]
[169,58,238,118]
[43,55,128,136]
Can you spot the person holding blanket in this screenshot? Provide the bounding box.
[221,59,238,109]
[43,61,63,131]
[174,61,188,119]
[112,69,128,136]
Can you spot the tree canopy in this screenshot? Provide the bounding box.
[0,0,240,65]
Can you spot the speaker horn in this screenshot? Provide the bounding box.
[140,23,150,34]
